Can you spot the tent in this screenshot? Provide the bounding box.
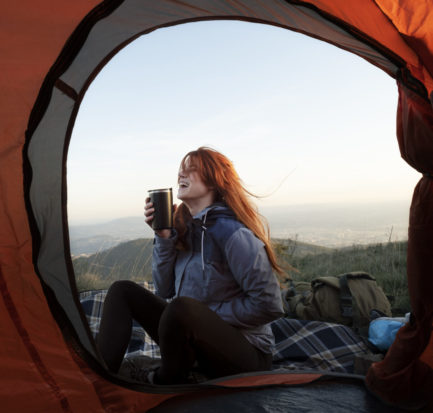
[1,0,433,411]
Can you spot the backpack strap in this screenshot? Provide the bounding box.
[339,273,371,337]
[339,273,354,319]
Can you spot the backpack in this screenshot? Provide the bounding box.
[282,271,392,334]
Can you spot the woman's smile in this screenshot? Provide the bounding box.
[177,166,216,215]
[178,180,189,189]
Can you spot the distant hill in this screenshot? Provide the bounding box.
[68,201,410,255]
[262,201,410,246]
[69,217,152,255]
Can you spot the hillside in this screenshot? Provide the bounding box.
[73,238,154,289]
[73,236,330,290]
[73,237,410,315]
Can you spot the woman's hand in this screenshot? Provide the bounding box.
[144,197,176,239]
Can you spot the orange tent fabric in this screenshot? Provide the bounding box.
[0,3,176,411]
[1,1,432,411]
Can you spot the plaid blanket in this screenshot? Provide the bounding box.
[80,282,161,358]
[271,318,371,373]
[79,283,372,373]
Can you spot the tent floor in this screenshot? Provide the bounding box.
[149,378,411,413]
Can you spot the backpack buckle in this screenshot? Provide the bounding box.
[340,295,353,318]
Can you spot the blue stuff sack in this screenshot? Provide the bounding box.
[368,317,406,351]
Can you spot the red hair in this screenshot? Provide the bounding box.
[174,147,284,275]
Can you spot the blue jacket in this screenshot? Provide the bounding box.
[152,203,284,354]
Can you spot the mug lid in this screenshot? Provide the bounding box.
[148,188,172,193]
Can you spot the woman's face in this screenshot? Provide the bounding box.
[177,162,215,206]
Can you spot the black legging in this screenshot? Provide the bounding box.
[97,280,272,384]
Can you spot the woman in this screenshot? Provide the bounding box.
[97,147,284,384]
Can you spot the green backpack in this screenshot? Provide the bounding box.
[282,272,392,334]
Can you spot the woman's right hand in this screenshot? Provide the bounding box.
[144,197,173,239]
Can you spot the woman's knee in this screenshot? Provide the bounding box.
[105,280,145,305]
[160,297,202,328]
[107,279,134,295]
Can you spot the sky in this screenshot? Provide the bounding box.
[68,20,420,225]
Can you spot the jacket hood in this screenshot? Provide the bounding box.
[192,202,235,223]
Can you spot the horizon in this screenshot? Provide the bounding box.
[68,198,412,226]
[68,199,411,251]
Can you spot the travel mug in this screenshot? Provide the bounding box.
[148,188,173,230]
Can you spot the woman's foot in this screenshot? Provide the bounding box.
[118,356,160,383]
